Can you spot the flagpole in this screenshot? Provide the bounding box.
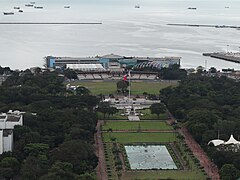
[128,70,131,101]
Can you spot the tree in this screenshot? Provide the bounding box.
[116,80,129,93]
[97,102,111,119]
[51,140,97,174]
[64,69,78,80]
[0,157,20,179]
[21,156,48,180]
[150,103,166,118]
[108,107,118,118]
[39,161,79,180]
[24,143,49,157]
[76,86,90,96]
[220,164,240,180]
[209,67,217,73]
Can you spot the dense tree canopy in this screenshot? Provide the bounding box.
[161,74,240,171]
[0,70,98,179]
[219,164,240,180]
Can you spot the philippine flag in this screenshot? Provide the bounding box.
[123,71,131,81]
[123,74,127,81]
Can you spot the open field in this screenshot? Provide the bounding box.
[103,132,176,143]
[123,170,207,180]
[68,81,178,95]
[102,121,173,131]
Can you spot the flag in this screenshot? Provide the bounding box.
[123,71,131,81]
[123,74,127,81]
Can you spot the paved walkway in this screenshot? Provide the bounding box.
[95,120,108,180]
[179,127,220,180]
[103,130,176,133]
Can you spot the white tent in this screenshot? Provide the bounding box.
[208,139,225,146]
[225,134,240,145]
[208,134,240,147]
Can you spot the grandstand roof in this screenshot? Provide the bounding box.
[66,64,106,71]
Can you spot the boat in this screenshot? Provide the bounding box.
[188,7,197,10]
[13,7,20,9]
[3,12,14,15]
[34,6,43,9]
[64,6,70,8]
[19,10,23,13]
[25,4,34,7]
[225,6,229,9]
[135,5,140,8]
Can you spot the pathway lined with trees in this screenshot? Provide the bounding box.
[179,127,220,180]
[95,121,108,180]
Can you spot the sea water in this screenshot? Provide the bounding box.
[0,0,240,70]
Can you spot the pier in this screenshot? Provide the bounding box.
[203,52,240,64]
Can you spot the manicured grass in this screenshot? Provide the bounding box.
[97,111,127,120]
[98,109,169,120]
[139,109,169,120]
[123,170,207,180]
[68,81,178,95]
[103,132,176,143]
[102,121,173,131]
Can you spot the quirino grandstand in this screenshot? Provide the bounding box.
[45,54,181,72]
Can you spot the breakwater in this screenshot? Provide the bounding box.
[167,23,240,29]
[203,52,240,64]
[0,22,102,25]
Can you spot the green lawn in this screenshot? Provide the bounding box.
[102,121,173,131]
[68,81,178,95]
[103,132,176,143]
[123,170,207,180]
[139,109,169,120]
[97,111,128,120]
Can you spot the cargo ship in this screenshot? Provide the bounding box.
[3,12,14,15]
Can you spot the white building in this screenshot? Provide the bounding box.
[0,110,24,154]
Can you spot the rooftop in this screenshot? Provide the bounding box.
[6,115,21,122]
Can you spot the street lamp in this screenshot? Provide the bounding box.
[226,45,229,53]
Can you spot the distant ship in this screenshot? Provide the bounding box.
[25,4,34,7]
[19,10,23,13]
[135,5,140,8]
[3,12,14,15]
[30,2,35,4]
[13,7,20,9]
[64,6,70,8]
[34,6,43,9]
[225,6,229,9]
[188,7,197,10]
